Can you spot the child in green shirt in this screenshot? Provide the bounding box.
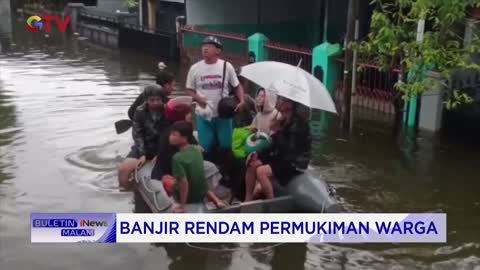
[167,121,225,213]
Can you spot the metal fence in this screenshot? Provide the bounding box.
[335,58,402,114]
[450,69,480,101]
[79,7,119,24]
[179,25,249,67]
[265,41,313,72]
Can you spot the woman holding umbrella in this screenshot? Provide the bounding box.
[244,97,312,201]
[238,60,337,201]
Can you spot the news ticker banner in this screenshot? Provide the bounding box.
[31,213,446,243]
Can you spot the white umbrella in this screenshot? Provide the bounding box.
[240,61,337,114]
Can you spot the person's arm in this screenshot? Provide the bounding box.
[185,65,207,107]
[290,120,312,171]
[187,88,207,107]
[234,84,245,105]
[128,93,145,120]
[172,155,188,212]
[132,109,146,157]
[227,64,245,111]
[207,191,225,209]
[176,176,189,212]
[255,132,276,161]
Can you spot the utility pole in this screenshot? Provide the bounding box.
[323,0,329,42]
[342,0,359,132]
[349,19,360,133]
[139,0,143,27]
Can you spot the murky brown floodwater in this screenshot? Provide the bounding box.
[1,16,480,270]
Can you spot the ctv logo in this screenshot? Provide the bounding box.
[79,219,108,227]
[26,15,71,33]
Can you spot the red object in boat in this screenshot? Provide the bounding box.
[165,98,192,122]
[162,175,176,196]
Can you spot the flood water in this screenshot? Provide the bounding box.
[1,18,480,270]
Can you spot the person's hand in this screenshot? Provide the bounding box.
[136,155,147,169]
[234,101,245,112]
[270,119,281,134]
[174,205,186,213]
[197,97,207,108]
[119,179,134,192]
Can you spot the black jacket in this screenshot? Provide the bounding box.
[258,117,312,171]
[151,126,198,179]
[132,104,171,159]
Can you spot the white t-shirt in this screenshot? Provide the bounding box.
[186,59,240,117]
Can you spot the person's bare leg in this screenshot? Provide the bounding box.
[244,165,257,201]
[252,182,263,200]
[118,158,138,191]
[207,191,226,209]
[256,165,274,199]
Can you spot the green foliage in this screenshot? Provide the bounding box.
[445,90,475,110]
[353,0,480,109]
[123,0,139,8]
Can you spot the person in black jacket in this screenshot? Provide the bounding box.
[118,85,171,191]
[244,97,312,201]
[151,105,198,180]
[127,64,176,120]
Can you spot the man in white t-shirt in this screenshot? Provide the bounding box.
[186,36,245,161]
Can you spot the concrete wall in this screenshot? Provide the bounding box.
[0,0,12,37]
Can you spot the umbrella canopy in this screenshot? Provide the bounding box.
[240,61,337,114]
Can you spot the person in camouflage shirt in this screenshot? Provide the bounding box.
[118,85,171,191]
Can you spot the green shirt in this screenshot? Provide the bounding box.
[172,145,208,203]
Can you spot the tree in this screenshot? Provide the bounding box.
[353,0,480,110]
[123,0,139,8]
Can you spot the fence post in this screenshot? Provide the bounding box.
[67,3,85,34]
[310,42,342,138]
[417,71,446,132]
[248,33,268,62]
[312,42,342,93]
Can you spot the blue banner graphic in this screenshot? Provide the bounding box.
[31,213,116,243]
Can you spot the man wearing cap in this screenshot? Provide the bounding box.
[117,85,171,191]
[186,36,245,162]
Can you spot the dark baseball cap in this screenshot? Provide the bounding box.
[202,36,223,50]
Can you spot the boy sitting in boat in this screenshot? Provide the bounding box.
[165,121,226,213]
[118,85,171,191]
